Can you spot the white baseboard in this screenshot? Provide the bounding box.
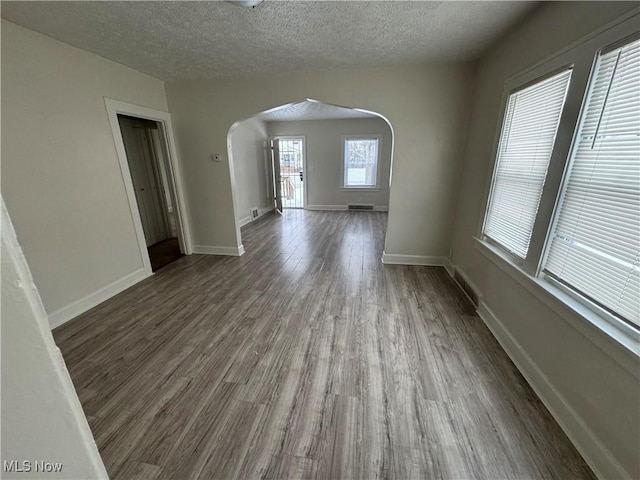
[477,301,628,480]
[305,205,389,212]
[381,252,450,267]
[238,215,252,227]
[239,206,274,227]
[192,244,245,256]
[446,263,481,302]
[48,268,151,329]
[442,257,454,276]
[306,205,348,211]
[258,206,275,217]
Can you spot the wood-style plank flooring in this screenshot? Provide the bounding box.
[54,210,595,480]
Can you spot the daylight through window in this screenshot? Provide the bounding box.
[544,36,640,327]
[483,69,573,258]
[344,138,379,188]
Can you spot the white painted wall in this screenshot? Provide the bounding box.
[267,117,392,209]
[165,63,474,256]
[1,199,108,480]
[229,116,271,224]
[1,20,170,326]
[449,3,640,479]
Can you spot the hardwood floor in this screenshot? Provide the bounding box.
[53,210,595,480]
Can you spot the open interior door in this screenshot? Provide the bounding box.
[270,138,283,214]
[119,117,171,246]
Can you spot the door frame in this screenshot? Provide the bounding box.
[270,138,283,213]
[271,135,307,209]
[105,98,193,275]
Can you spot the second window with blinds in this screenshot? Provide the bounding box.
[482,33,640,332]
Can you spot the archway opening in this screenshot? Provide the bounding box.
[227,98,395,252]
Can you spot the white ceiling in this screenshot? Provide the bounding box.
[259,100,378,122]
[1,1,537,81]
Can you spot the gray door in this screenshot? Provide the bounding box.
[119,117,170,246]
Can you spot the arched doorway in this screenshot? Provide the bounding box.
[227,99,395,250]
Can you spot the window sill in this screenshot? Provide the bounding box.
[473,236,640,379]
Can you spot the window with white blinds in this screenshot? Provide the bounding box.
[544,36,640,328]
[484,69,573,258]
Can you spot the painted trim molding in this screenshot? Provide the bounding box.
[258,206,276,217]
[442,257,454,277]
[48,268,151,329]
[476,300,629,480]
[381,252,452,270]
[474,237,639,378]
[238,206,275,227]
[306,205,389,211]
[238,215,253,227]
[306,205,346,211]
[446,264,480,300]
[192,245,245,256]
[104,98,194,270]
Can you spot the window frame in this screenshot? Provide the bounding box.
[341,134,382,190]
[541,32,640,332]
[480,58,585,276]
[477,11,640,352]
[481,65,574,265]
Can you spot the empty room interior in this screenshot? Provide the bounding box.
[1,1,639,479]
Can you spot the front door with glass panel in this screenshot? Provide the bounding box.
[277,137,305,209]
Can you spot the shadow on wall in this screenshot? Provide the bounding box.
[227,98,395,248]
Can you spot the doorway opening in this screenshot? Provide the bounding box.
[228,98,395,253]
[117,115,183,271]
[275,136,305,209]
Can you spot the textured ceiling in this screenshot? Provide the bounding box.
[1,1,537,81]
[259,100,377,122]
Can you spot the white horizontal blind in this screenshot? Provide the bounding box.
[545,37,640,327]
[484,69,572,258]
